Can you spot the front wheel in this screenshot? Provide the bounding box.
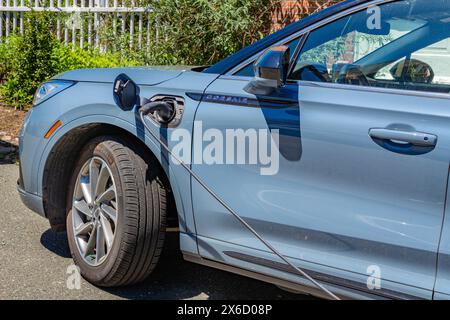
[66,136,167,287]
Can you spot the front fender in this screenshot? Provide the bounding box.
[37,114,195,235]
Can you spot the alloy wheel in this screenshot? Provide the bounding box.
[71,156,118,266]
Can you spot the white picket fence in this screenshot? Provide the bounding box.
[0,0,156,50]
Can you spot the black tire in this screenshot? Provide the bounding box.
[66,135,167,287]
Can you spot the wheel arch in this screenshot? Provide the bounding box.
[40,118,184,232]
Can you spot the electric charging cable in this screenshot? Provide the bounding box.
[139,104,340,300]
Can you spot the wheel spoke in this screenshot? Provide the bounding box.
[84,225,97,259]
[75,221,94,236]
[95,163,110,199]
[101,204,117,224]
[73,200,92,218]
[97,185,115,203]
[89,159,99,202]
[100,213,114,250]
[96,224,106,263]
[80,177,92,205]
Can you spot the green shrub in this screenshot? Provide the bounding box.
[101,0,276,66]
[1,11,57,108]
[0,36,20,82]
[144,0,276,65]
[52,44,140,73]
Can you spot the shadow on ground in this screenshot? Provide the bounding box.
[40,229,71,258]
[0,140,18,165]
[40,229,315,300]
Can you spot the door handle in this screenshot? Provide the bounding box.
[369,128,437,147]
[369,127,437,155]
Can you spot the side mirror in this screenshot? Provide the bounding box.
[113,74,139,111]
[244,45,290,95]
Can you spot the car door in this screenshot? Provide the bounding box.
[191,0,450,299]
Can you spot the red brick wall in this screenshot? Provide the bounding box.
[271,0,343,31]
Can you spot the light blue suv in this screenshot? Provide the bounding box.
[18,0,450,299]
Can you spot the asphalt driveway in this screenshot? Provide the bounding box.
[0,163,312,300]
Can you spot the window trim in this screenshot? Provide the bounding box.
[287,32,309,77]
[295,79,450,100]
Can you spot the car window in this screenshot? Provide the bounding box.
[290,0,450,94]
[234,36,302,77]
[375,38,450,85]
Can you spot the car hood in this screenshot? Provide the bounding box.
[52,66,188,85]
